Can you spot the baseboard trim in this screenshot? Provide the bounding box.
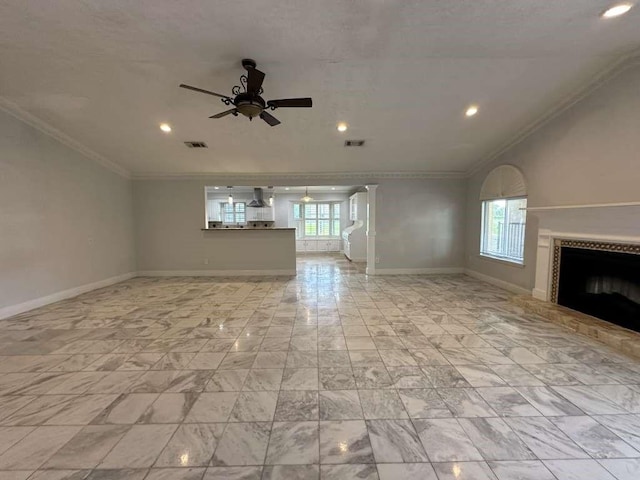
[138,269,297,277]
[0,272,137,320]
[464,269,532,296]
[374,267,465,275]
[532,288,548,301]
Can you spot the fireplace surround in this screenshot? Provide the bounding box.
[550,239,640,332]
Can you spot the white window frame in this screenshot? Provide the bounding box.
[480,196,527,265]
[292,202,341,239]
[221,202,246,225]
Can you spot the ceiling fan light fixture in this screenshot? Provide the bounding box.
[602,3,633,17]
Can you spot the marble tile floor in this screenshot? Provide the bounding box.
[1,256,640,479]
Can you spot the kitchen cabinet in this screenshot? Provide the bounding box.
[296,238,343,253]
[349,192,367,221]
[327,240,341,251]
[344,192,368,261]
[349,196,357,221]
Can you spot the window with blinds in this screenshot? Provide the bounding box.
[481,197,527,264]
[221,202,246,224]
[292,202,341,238]
[479,165,527,264]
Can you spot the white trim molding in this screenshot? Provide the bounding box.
[138,270,296,277]
[365,184,378,275]
[375,267,465,275]
[0,96,131,179]
[466,52,640,177]
[0,272,137,320]
[132,171,465,181]
[525,201,640,211]
[465,269,532,296]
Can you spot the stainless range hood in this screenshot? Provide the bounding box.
[248,188,268,207]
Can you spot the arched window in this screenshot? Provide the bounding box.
[479,165,527,264]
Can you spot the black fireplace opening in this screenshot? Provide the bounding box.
[558,246,640,332]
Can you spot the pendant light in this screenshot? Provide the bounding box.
[301,187,313,203]
[268,186,274,206]
[227,186,233,205]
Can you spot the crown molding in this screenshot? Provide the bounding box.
[0,96,131,179]
[131,171,466,181]
[465,51,640,177]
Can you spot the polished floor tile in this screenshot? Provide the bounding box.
[432,461,497,480]
[488,460,556,480]
[319,420,374,464]
[2,255,640,478]
[319,390,363,420]
[210,422,271,466]
[414,418,483,462]
[377,462,437,480]
[366,419,428,463]
[99,424,177,468]
[265,421,319,465]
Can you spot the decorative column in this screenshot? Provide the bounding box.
[365,184,378,275]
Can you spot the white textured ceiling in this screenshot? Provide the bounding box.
[1,1,639,175]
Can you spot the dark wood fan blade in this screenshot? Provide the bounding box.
[260,111,281,126]
[246,69,265,94]
[267,98,312,108]
[209,109,237,119]
[180,84,231,99]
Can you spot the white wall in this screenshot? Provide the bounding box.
[134,178,467,273]
[134,182,351,271]
[375,178,467,272]
[465,61,640,291]
[0,108,135,316]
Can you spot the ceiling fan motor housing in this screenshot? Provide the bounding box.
[242,58,257,71]
[234,92,265,118]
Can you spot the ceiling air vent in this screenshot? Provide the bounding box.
[184,141,208,148]
[344,140,365,147]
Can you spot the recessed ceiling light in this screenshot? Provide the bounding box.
[337,123,348,132]
[285,187,290,190]
[602,3,633,17]
[214,186,219,190]
[465,105,479,117]
[331,187,336,190]
[159,123,172,133]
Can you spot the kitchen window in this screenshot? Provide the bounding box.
[221,202,246,224]
[292,202,340,238]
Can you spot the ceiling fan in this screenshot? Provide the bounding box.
[179,59,312,126]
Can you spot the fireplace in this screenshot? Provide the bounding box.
[550,239,640,332]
